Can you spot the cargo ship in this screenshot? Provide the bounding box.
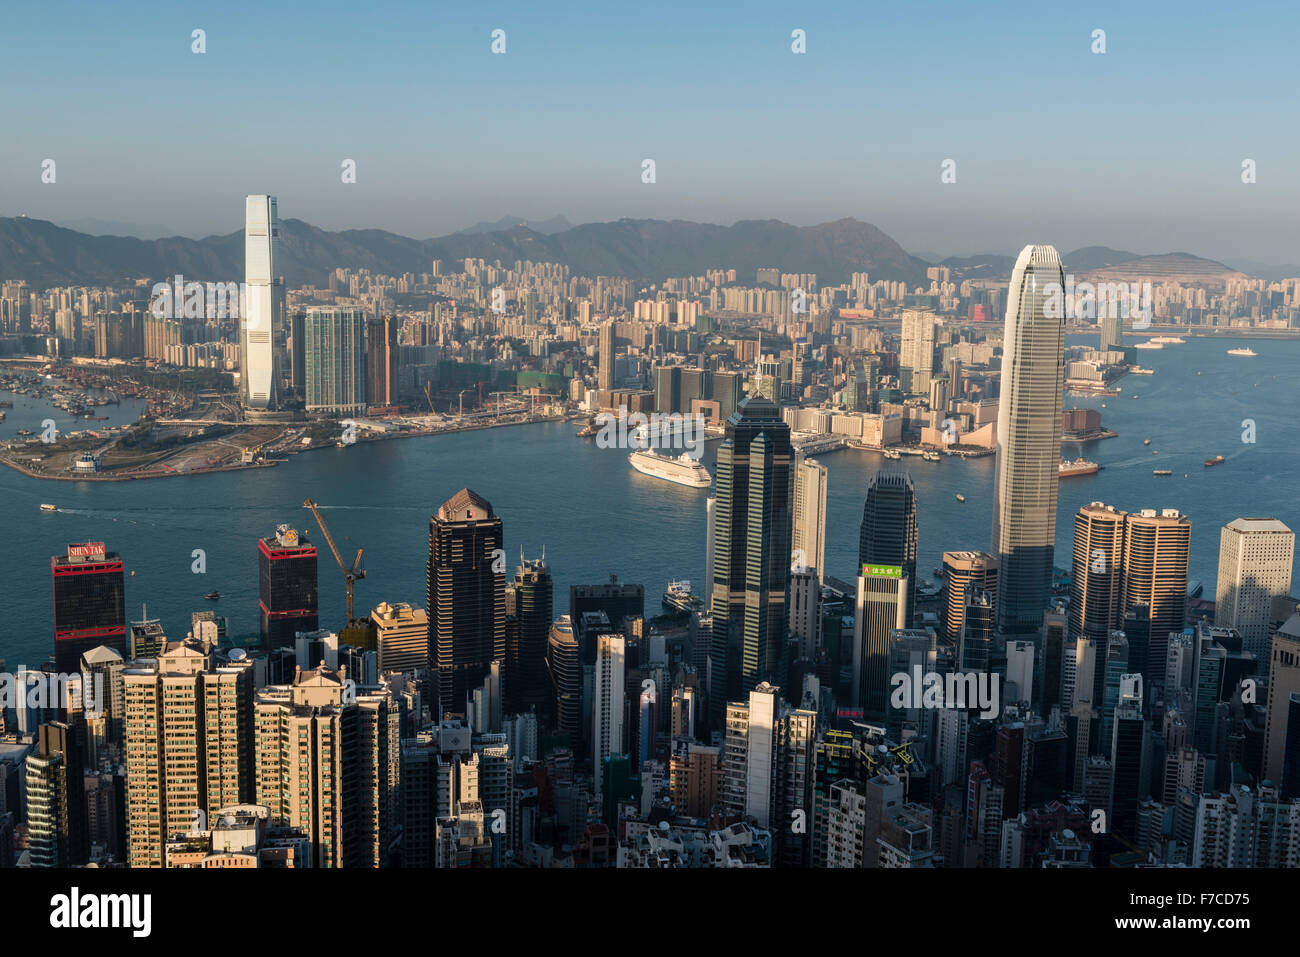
[1227,347,1256,357]
[1059,458,1101,478]
[1205,455,1225,467]
[629,448,712,488]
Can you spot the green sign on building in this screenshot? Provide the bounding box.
[861,563,903,579]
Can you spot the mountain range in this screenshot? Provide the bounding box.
[0,214,1254,291]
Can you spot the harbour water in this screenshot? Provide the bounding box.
[2,333,1297,666]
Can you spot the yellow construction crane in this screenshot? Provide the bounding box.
[302,498,366,622]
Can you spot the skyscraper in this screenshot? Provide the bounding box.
[858,470,918,625]
[899,308,936,393]
[1099,312,1123,354]
[510,556,554,720]
[51,542,126,674]
[1123,508,1191,676]
[241,194,280,410]
[428,489,506,717]
[547,615,582,749]
[253,663,400,868]
[366,314,400,408]
[259,525,319,650]
[1071,501,1128,693]
[598,321,616,391]
[370,601,429,674]
[711,395,794,704]
[853,563,909,714]
[792,452,828,583]
[1216,518,1295,662]
[304,306,368,414]
[992,244,1066,634]
[25,722,88,867]
[123,635,254,868]
[941,551,998,644]
[592,633,626,798]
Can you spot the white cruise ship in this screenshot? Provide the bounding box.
[629,448,712,488]
[1227,347,1256,357]
[1133,340,1163,350]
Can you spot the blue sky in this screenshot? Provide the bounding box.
[2,0,1297,262]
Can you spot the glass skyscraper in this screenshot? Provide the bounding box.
[992,244,1066,634]
[711,395,794,708]
[858,470,918,625]
[241,194,280,410]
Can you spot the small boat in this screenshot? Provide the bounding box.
[1205,455,1225,467]
[1153,469,1172,476]
[1143,439,1151,446]
[39,503,57,512]
[204,591,220,600]
[955,494,965,503]
[1227,348,1256,357]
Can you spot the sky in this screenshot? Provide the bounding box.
[1,0,1297,264]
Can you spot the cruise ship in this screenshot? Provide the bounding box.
[1150,336,1186,344]
[1227,347,1257,357]
[1134,340,1164,350]
[1059,458,1100,478]
[629,448,712,488]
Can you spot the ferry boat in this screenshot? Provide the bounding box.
[39,503,57,512]
[922,451,940,462]
[955,493,965,503]
[1129,367,1154,375]
[1134,341,1164,350]
[883,449,902,460]
[1150,336,1185,344]
[1205,455,1225,467]
[663,580,705,614]
[1153,469,1173,476]
[629,448,712,488]
[1227,347,1256,357]
[1059,458,1101,478]
[204,591,220,600]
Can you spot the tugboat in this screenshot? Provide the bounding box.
[204,591,220,600]
[1205,455,1225,467]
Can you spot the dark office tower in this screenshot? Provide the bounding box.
[1123,508,1191,679]
[366,314,399,407]
[1123,605,1152,687]
[569,575,645,661]
[992,246,1066,634]
[51,543,126,674]
[25,721,88,867]
[1111,689,1150,840]
[959,588,995,674]
[1100,312,1123,354]
[258,525,319,650]
[428,488,506,717]
[991,723,1026,819]
[1043,609,1067,713]
[290,310,306,392]
[1099,633,1130,750]
[859,471,918,625]
[548,616,583,748]
[598,321,616,391]
[1283,693,1300,800]
[941,551,997,644]
[509,556,554,721]
[711,395,794,703]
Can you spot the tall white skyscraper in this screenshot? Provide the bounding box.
[241,194,281,410]
[592,633,626,798]
[705,495,716,607]
[1216,518,1295,661]
[992,244,1066,633]
[792,452,828,583]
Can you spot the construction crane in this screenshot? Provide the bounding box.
[302,498,366,622]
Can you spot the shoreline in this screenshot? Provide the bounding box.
[0,412,566,483]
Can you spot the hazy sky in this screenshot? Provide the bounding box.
[2,0,1297,263]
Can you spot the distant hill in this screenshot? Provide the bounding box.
[1082,252,1249,283]
[1063,246,1140,271]
[457,214,573,235]
[0,215,930,289]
